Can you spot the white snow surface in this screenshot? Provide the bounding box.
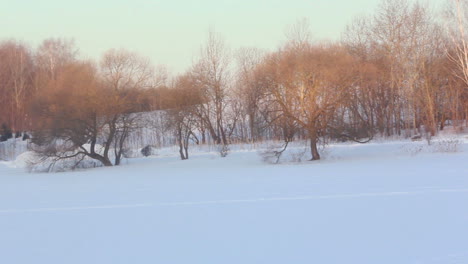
[0,138,468,264]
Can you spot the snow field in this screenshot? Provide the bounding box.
[0,138,467,264]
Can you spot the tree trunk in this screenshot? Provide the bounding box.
[184,133,190,159]
[90,153,113,167]
[178,142,187,160]
[310,135,320,161]
[177,126,187,160]
[115,155,121,166]
[248,111,256,142]
[102,158,113,166]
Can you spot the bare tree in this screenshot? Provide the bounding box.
[100,48,155,165]
[342,0,445,137]
[0,40,34,131]
[30,51,153,169]
[191,30,232,148]
[100,48,154,91]
[445,0,468,124]
[35,38,78,82]
[285,18,313,49]
[165,74,203,159]
[258,41,358,160]
[235,47,265,142]
[31,61,115,168]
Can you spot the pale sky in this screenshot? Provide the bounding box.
[0,0,445,73]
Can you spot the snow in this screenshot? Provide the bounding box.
[0,138,467,264]
[0,137,28,161]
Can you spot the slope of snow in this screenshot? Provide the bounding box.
[0,139,467,264]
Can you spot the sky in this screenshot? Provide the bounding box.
[0,0,446,74]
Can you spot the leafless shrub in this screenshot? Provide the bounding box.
[219,144,230,158]
[401,143,425,156]
[26,151,102,173]
[259,141,290,164]
[402,137,463,156]
[288,148,308,163]
[433,138,462,153]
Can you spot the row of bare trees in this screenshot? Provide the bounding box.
[0,0,467,167]
[0,38,78,133]
[165,0,468,160]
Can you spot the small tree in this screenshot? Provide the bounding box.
[257,42,357,160]
[30,61,145,170]
[166,74,204,160]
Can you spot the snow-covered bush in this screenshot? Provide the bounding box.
[286,147,309,163]
[259,141,290,164]
[401,143,425,156]
[401,137,463,156]
[20,150,104,173]
[29,157,103,173]
[433,138,462,153]
[219,144,230,157]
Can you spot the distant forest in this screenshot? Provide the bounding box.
[0,0,467,166]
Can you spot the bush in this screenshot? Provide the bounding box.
[259,142,289,164]
[141,145,154,157]
[401,137,462,156]
[26,154,104,173]
[433,138,461,153]
[289,149,307,162]
[401,143,425,156]
[219,144,229,157]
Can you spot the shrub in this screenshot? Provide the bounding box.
[433,138,461,153]
[141,145,154,157]
[401,143,425,156]
[259,142,289,164]
[219,144,229,157]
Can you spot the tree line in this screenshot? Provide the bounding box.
[0,0,467,167]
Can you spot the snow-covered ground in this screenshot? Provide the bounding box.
[0,138,467,264]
